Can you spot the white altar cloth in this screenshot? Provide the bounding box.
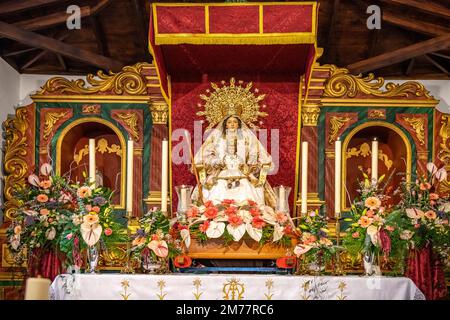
[50,274,425,300]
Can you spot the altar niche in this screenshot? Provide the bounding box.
[342,122,412,211]
[56,118,126,208]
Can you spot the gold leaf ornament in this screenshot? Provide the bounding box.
[197,78,267,129]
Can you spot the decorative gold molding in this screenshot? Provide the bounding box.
[73,138,122,165]
[328,116,351,144]
[402,116,425,145]
[368,109,386,119]
[325,150,335,159]
[143,191,171,206]
[417,151,429,161]
[3,107,29,221]
[346,142,393,170]
[35,62,150,96]
[301,105,320,126]
[323,65,435,100]
[2,244,26,268]
[437,115,450,193]
[43,111,68,140]
[81,104,101,114]
[116,113,140,141]
[150,102,168,125]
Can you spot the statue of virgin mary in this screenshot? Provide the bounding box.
[192,78,277,208]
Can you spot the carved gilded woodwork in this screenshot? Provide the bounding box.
[328,116,351,144]
[437,115,450,193]
[73,138,122,165]
[368,109,386,119]
[116,113,140,142]
[301,105,320,126]
[150,102,168,124]
[81,104,101,114]
[3,108,29,220]
[43,111,69,140]
[37,63,150,96]
[346,142,393,170]
[402,116,425,145]
[323,65,434,99]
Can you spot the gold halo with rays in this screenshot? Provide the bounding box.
[197,77,268,129]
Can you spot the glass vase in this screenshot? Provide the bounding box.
[175,185,193,221]
[87,245,99,274]
[363,251,381,276]
[273,185,291,214]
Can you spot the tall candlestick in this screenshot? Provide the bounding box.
[335,137,342,217]
[301,141,308,215]
[371,138,378,183]
[126,139,134,216]
[88,139,96,187]
[279,186,286,212]
[161,139,169,214]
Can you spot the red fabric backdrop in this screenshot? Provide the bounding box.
[171,79,300,212]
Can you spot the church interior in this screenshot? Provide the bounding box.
[0,0,449,301]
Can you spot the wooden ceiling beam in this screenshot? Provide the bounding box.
[380,0,450,20]
[382,11,449,37]
[132,0,151,60]
[323,0,340,63]
[89,16,109,57]
[0,21,124,71]
[347,34,450,74]
[431,52,450,60]
[424,54,449,75]
[0,0,63,15]
[20,32,69,70]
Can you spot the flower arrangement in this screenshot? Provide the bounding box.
[342,172,393,273]
[178,199,295,248]
[7,164,77,270]
[59,183,127,267]
[293,210,337,273]
[130,209,181,272]
[386,163,450,267]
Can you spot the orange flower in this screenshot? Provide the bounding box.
[429,193,439,200]
[204,207,218,219]
[424,210,437,220]
[276,212,288,224]
[199,220,210,233]
[252,216,266,229]
[358,216,372,228]
[132,237,146,246]
[40,208,50,216]
[420,182,431,191]
[36,194,49,203]
[364,197,381,210]
[39,180,52,189]
[228,215,243,227]
[186,207,199,218]
[225,206,238,216]
[92,206,101,213]
[221,199,235,206]
[249,208,260,217]
[83,213,99,224]
[366,210,374,218]
[77,186,92,199]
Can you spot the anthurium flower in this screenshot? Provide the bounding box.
[426,162,438,175]
[40,163,53,176]
[180,228,191,248]
[400,230,414,240]
[80,222,102,246]
[28,174,40,187]
[45,227,56,240]
[148,240,169,258]
[273,224,284,242]
[205,221,225,238]
[367,225,379,246]
[294,244,312,256]
[406,208,424,219]
[435,167,447,182]
[226,223,246,242]
[246,223,262,242]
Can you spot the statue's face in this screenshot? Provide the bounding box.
[226,117,239,130]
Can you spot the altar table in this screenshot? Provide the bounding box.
[50,274,425,300]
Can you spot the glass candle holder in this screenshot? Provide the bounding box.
[175,185,193,215]
[273,185,291,214]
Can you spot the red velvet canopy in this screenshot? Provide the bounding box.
[149,2,319,212]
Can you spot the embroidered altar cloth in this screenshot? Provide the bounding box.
[50,274,425,300]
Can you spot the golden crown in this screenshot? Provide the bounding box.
[197,77,267,129]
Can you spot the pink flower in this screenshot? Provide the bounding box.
[204,200,214,208]
[199,221,210,233]
[66,233,73,240]
[366,210,374,218]
[186,207,199,218]
[414,223,420,229]
[442,220,449,225]
[228,215,243,227]
[276,212,288,224]
[104,228,112,236]
[252,216,266,229]
[429,193,439,200]
[352,232,360,238]
[40,208,50,216]
[386,226,395,232]
[249,208,260,217]
[420,182,431,191]
[221,199,235,206]
[85,204,92,212]
[225,206,238,216]
[92,206,101,213]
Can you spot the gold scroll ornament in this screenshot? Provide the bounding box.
[438,115,450,193]
[402,116,425,145]
[346,142,393,170]
[73,138,122,165]
[329,115,351,144]
[43,111,68,140]
[116,112,140,142]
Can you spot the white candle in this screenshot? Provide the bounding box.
[301,141,308,215]
[371,138,378,183]
[161,139,169,213]
[335,137,342,217]
[24,277,51,300]
[88,139,96,187]
[126,139,134,215]
[180,186,187,212]
[279,186,286,212]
